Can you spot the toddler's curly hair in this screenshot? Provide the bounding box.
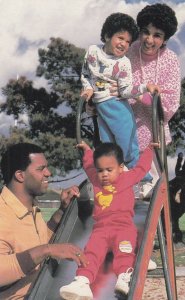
[101,13,139,44]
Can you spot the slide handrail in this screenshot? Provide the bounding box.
[128,94,177,300]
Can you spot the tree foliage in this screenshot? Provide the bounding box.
[0,38,86,181]
[36,37,85,111]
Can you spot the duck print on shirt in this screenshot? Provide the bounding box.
[96,185,117,210]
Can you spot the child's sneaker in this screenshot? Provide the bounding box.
[59,275,93,300]
[115,267,133,297]
[139,181,154,199]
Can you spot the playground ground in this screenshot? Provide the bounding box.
[143,236,185,300]
[143,275,185,300]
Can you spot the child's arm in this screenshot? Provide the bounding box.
[77,141,97,182]
[130,83,161,106]
[81,48,94,102]
[127,142,160,184]
[113,59,161,100]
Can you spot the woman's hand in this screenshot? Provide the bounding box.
[146,84,161,95]
[109,82,119,96]
[149,142,160,149]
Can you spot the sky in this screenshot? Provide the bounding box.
[0,0,185,135]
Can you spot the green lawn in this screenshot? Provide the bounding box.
[179,214,185,231]
[41,207,58,221]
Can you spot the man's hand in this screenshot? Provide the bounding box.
[28,243,88,267]
[60,186,80,211]
[48,243,88,267]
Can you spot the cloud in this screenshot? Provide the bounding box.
[0,0,184,134]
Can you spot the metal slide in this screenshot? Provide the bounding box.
[28,95,177,300]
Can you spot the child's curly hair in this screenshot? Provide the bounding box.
[137,3,178,40]
[101,13,139,44]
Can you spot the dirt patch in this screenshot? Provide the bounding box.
[143,240,185,299]
[143,277,185,300]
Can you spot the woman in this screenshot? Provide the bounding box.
[128,3,181,271]
[127,3,181,197]
[84,3,180,270]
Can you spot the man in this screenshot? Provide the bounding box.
[0,143,87,299]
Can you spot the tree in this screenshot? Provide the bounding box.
[0,38,87,182]
[36,37,85,112]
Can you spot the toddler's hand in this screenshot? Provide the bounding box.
[76,141,91,151]
[81,89,94,101]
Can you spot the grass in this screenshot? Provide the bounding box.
[41,207,58,221]
[179,214,185,231]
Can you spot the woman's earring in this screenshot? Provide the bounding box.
[163,39,168,47]
[161,42,167,48]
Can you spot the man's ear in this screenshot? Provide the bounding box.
[14,170,24,183]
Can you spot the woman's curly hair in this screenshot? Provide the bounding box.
[137,3,178,40]
[101,13,139,44]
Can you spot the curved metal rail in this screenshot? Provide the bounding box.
[76,97,100,149]
[152,94,177,300]
[76,97,85,144]
[128,94,177,300]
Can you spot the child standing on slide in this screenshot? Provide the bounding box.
[81,12,160,181]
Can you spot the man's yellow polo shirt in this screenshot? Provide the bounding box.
[0,186,49,299]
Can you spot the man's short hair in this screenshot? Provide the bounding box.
[1,143,43,184]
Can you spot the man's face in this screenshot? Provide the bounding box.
[23,153,51,197]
